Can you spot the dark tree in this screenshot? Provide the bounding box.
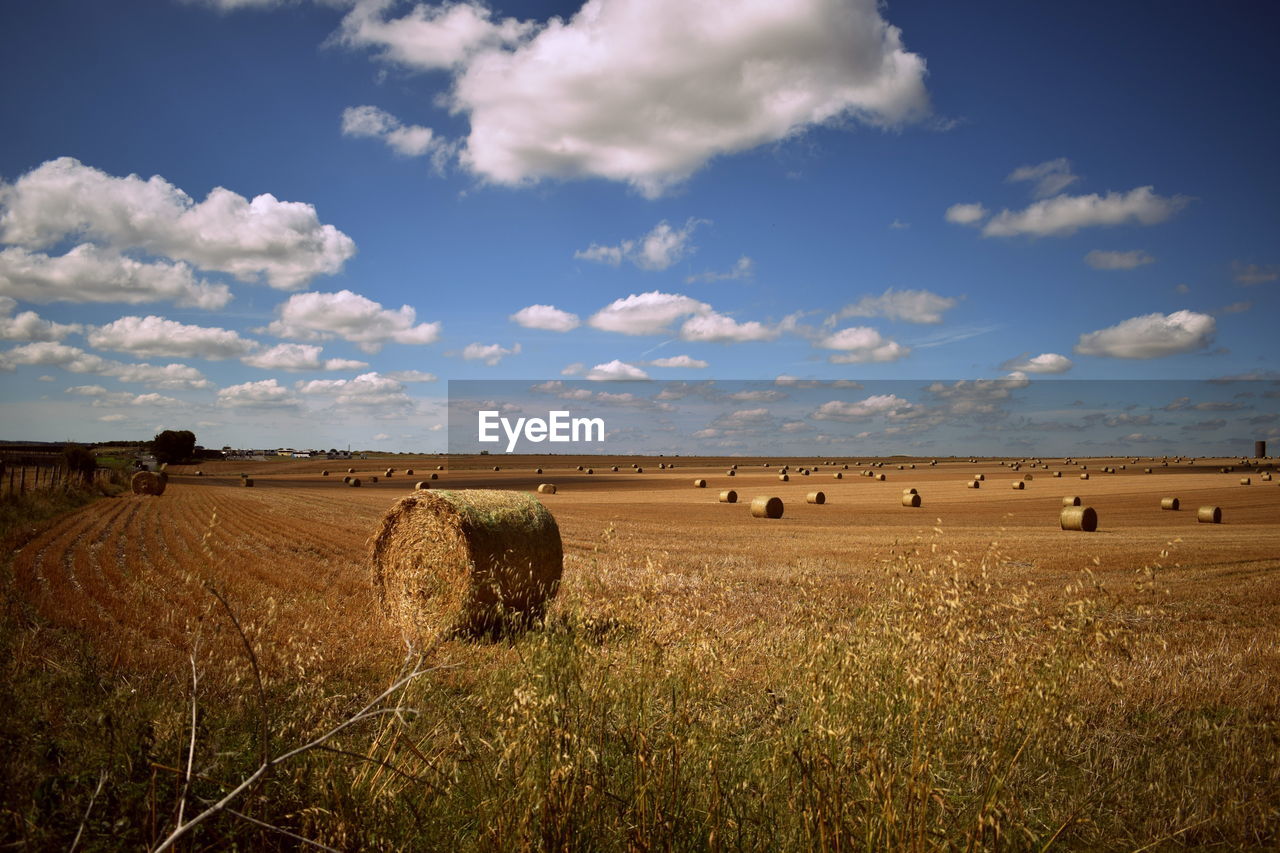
[152,430,197,465]
[63,445,98,484]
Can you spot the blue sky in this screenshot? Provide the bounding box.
[1,0,1277,452]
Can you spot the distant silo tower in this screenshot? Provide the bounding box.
[1256,440,1267,458]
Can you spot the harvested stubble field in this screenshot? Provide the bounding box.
[2,455,1279,849]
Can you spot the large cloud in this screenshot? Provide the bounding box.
[0,341,210,388]
[982,187,1188,238]
[816,326,909,363]
[0,245,230,309]
[0,157,355,290]
[588,291,711,335]
[0,296,81,342]
[1074,310,1216,359]
[87,315,255,360]
[510,303,580,332]
[264,289,442,352]
[812,394,912,420]
[341,0,929,196]
[241,343,369,372]
[296,371,412,408]
[217,378,299,408]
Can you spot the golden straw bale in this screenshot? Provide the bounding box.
[901,493,921,507]
[1197,506,1222,524]
[537,484,556,494]
[694,479,707,488]
[416,481,431,490]
[1160,497,1179,510]
[370,489,563,641]
[805,491,826,504]
[1012,481,1025,490]
[750,496,784,518]
[1060,506,1097,531]
[130,471,166,496]
[1062,496,1080,506]
[779,473,790,482]
[242,478,254,488]
[718,490,737,503]
[349,478,362,487]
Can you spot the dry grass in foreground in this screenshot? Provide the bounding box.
[1,480,1278,850]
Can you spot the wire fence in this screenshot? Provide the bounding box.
[0,452,109,498]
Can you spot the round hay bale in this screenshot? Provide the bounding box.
[1160,497,1179,510]
[349,478,362,487]
[585,468,594,475]
[130,471,166,496]
[371,489,563,641]
[405,469,414,476]
[242,478,255,488]
[577,465,584,471]
[343,475,351,483]
[1197,506,1222,524]
[195,470,203,476]
[694,479,707,488]
[718,490,738,503]
[833,472,843,479]
[903,487,918,495]
[1240,477,1251,485]
[493,466,500,472]
[430,473,439,480]
[727,469,736,477]
[874,473,886,481]
[415,481,431,490]
[730,464,737,470]
[901,493,921,507]
[611,466,619,472]
[805,491,826,504]
[1080,473,1090,480]
[437,465,445,471]
[535,468,543,474]
[1144,467,1153,473]
[750,496,784,519]
[386,469,395,476]
[635,467,643,473]
[779,473,790,482]
[1060,506,1097,532]
[348,467,356,474]
[967,480,980,489]
[537,483,556,495]
[659,463,666,469]
[371,476,379,483]
[1053,471,1062,478]
[1262,473,1273,481]
[1062,496,1081,506]
[322,470,330,476]
[1024,474,1033,480]
[1012,481,1025,490]
[974,474,985,481]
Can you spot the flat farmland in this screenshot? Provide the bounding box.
[4,454,1279,849]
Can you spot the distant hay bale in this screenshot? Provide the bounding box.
[437,465,445,471]
[416,481,431,490]
[322,470,329,476]
[833,472,843,479]
[1160,497,1179,510]
[577,466,584,471]
[130,471,166,496]
[694,479,707,488]
[585,468,593,474]
[370,489,563,641]
[242,478,255,488]
[779,473,790,482]
[196,470,203,477]
[750,496,784,519]
[718,490,737,503]
[727,470,736,476]
[974,474,985,481]
[967,480,980,489]
[903,487,918,495]
[805,491,826,504]
[1011,481,1025,490]
[1024,474,1033,480]
[430,473,439,480]
[874,473,886,481]
[348,468,356,474]
[611,466,619,472]
[1240,477,1251,485]
[386,469,395,476]
[659,463,666,469]
[1144,467,1153,473]
[731,464,737,470]
[350,478,362,487]
[405,469,414,476]
[635,467,643,473]
[371,476,379,483]
[535,468,542,474]
[493,466,500,472]
[1060,506,1098,532]
[1263,473,1273,481]
[1062,496,1081,506]
[1080,473,1090,480]
[1053,471,1062,478]
[901,493,921,507]
[343,476,351,483]
[537,484,556,494]
[1197,506,1222,524]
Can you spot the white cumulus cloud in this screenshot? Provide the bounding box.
[460,341,521,366]
[576,219,702,271]
[0,244,230,309]
[341,105,452,165]
[588,291,711,336]
[816,326,909,363]
[584,359,649,380]
[264,289,441,353]
[982,187,1188,238]
[217,378,298,408]
[1006,157,1078,198]
[999,352,1074,374]
[510,303,580,332]
[648,355,708,368]
[241,343,369,372]
[679,312,778,343]
[944,202,988,226]
[0,341,210,388]
[812,394,912,420]
[835,287,956,324]
[296,371,412,407]
[0,157,355,290]
[1074,310,1216,359]
[87,315,255,360]
[0,296,81,342]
